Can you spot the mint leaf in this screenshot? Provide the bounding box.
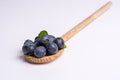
[64,44,67,48]
[25,53,32,56]
[38,30,48,38]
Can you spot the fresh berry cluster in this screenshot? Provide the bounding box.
[22,30,66,58]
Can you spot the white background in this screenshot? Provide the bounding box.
[0,0,120,80]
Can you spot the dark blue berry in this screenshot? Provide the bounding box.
[54,37,64,49]
[34,46,46,58]
[40,35,49,45]
[22,39,34,55]
[24,39,33,45]
[40,35,55,46]
[34,36,39,41]
[34,38,41,47]
[22,44,34,55]
[46,42,58,55]
[48,35,55,42]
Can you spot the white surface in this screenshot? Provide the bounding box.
[0,0,120,80]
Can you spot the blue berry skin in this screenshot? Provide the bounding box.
[34,36,39,41]
[48,35,55,42]
[54,37,64,49]
[34,38,41,47]
[34,46,46,58]
[24,39,33,45]
[22,39,35,55]
[40,35,55,46]
[46,42,58,55]
[40,35,49,45]
[34,41,39,48]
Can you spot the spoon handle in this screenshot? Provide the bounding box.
[62,1,112,42]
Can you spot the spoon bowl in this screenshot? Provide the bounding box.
[24,1,112,64]
[24,49,64,64]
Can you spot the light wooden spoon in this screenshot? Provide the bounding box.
[24,1,112,64]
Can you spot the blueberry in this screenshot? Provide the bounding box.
[34,38,41,47]
[48,35,55,42]
[54,37,64,49]
[40,35,49,45]
[22,44,34,55]
[34,41,39,47]
[24,39,33,45]
[34,36,39,41]
[22,39,35,55]
[46,42,58,55]
[40,35,55,46]
[34,46,46,58]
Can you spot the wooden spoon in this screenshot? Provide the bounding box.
[24,1,112,64]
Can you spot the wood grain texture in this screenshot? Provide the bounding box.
[62,1,112,42]
[24,49,64,64]
[24,1,112,64]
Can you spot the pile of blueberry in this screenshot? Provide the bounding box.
[22,30,66,58]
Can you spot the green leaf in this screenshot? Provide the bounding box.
[38,30,48,38]
[24,53,33,56]
[63,44,67,48]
